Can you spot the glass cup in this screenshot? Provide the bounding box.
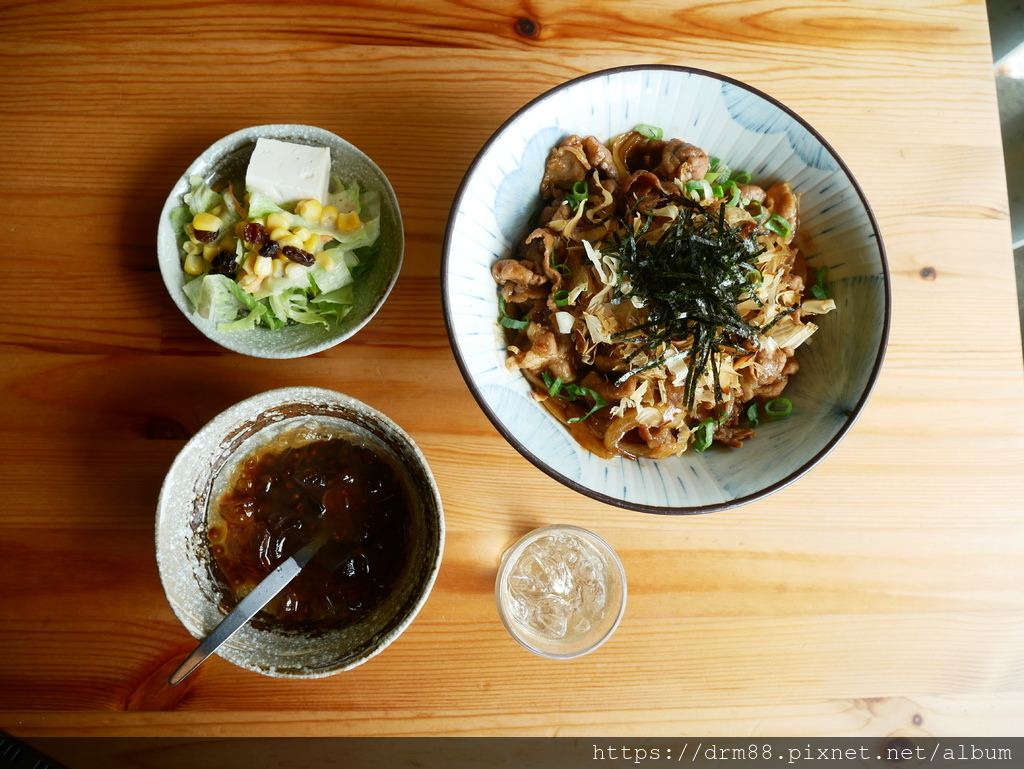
[495,524,626,659]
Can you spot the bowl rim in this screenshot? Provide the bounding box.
[440,63,892,515]
[154,385,445,677]
[157,123,404,359]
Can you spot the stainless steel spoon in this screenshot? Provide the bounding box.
[168,527,329,687]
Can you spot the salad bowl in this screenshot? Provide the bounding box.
[158,124,403,359]
[441,65,890,514]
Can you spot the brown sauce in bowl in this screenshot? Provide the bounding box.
[207,425,413,632]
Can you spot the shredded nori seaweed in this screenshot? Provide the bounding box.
[610,196,781,412]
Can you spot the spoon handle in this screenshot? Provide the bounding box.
[168,531,327,686]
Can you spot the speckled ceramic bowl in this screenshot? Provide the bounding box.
[442,65,890,514]
[157,124,403,358]
[155,387,443,678]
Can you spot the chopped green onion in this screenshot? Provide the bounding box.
[567,180,589,207]
[745,401,761,428]
[553,289,570,306]
[720,180,741,206]
[763,214,793,239]
[636,124,664,140]
[553,262,571,276]
[498,295,530,330]
[684,179,713,200]
[692,410,730,452]
[567,389,607,423]
[692,418,717,452]
[732,170,752,184]
[541,372,608,422]
[499,316,529,330]
[745,268,763,285]
[542,371,565,398]
[709,156,721,172]
[711,184,724,198]
[810,265,829,299]
[764,397,793,418]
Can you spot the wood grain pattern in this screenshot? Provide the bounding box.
[1,0,1022,741]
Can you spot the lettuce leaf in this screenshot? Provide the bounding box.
[246,191,289,221]
[218,303,268,332]
[329,177,361,213]
[169,205,192,242]
[312,284,355,323]
[183,274,250,322]
[268,288,330,327]
[183,175,223,218]
[308,248,354,294]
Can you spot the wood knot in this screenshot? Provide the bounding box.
[515,17,541,38]
[919,266,937,281]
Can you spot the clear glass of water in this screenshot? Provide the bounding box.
[495,524,626,659]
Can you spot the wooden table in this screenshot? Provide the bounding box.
[2,0,1022,745]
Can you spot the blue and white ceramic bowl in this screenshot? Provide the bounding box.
[441,65,890,514]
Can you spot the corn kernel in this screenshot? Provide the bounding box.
[193,212,223,234]
[278,234,304,250]
[183,241,200,256]
[219,237,236,252]
[253,255,273,277]
[272,258,286,278]
[238,273,262,293]
[242,254,256,275]
[284,261,308,280]
[269,226,291,242]
[293,227,311,242]
[266,212,291,231]
[183,251,204,276]
[296,199,322,222]
[203,243,220,260]
[336,211,362,233]
[319,205,339,228]
[303,234,320,253]
[234,222,247,238]
[315,251,337,272]
[210,205,225,217]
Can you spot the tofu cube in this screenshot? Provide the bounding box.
[245,137,332,206]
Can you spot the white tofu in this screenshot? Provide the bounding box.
[245,137,332,206]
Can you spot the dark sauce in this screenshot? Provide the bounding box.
[208,426,413,632]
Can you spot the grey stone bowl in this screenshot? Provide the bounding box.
[155,386,444,678]
[157,125,403,358]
